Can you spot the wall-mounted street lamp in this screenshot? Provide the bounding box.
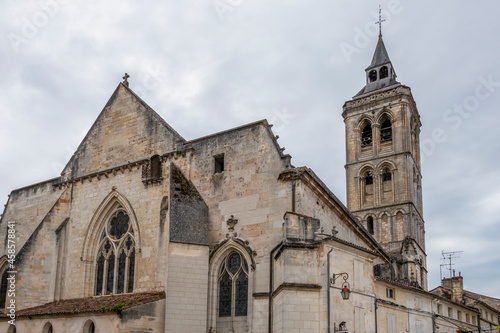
[327,249,352,333]
[331,272,351,300]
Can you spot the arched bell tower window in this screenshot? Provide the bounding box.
[361,123,373,147]
[380,66,389,79]
[95,210,135,296]
[365,171,373,185]
[369,70,377,82]
[218,252,249,318]
[367,216,374,235]
[380,118,392,143]
[383,168,392,181]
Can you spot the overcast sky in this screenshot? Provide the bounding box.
[1,0,500,298]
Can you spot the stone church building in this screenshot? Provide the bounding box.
[0,35,499,333]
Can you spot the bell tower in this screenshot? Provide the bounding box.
[342,34,427,289]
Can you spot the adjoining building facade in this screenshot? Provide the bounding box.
[0,34,498,333]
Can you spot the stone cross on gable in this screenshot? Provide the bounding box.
[122,73,130,87]
[226,215,238,238]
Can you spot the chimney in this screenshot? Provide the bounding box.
[442,272,464,303]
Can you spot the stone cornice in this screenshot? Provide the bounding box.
[342,85,419,119]
[52,148,194,189]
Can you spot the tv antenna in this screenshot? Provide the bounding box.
[440,250,463,280]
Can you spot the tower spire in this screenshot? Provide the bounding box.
[354,27,399,97]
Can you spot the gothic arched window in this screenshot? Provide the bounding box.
[361,123,373,147]
[84,320,95,333]
[218,252,248,318]
[380,118,392,143]
[380,66,389,79]
[0,270,8,309]
[42,322,53,333]
[369,70,377,82]
[95,210,135,296]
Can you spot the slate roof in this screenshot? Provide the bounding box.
[0,291,165,319]
[366,37,392,70]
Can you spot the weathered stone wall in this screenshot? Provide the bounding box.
[119,299,166,332]
[169,163,208,245]
[0,179,63,256]
[185,121,292,303]
[61,84,183,180]
[0,314,120,333]
[375,280,480,333]
[3,188,70,310]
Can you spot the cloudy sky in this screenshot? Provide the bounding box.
[1,0,499,297]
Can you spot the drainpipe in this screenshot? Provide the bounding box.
[478,313,481,333]
[432,314,436,333]
[374,296,378,333]
[327,248,333,333]
[269,241,284,333]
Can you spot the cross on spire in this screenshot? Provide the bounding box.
[375,5,386,39]
[122,73,130,87]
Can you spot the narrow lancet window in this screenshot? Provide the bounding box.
[367,216,374,235]
[380,66,389,79]
[361,124,373,147]
[383,168,392,181]
[365,171,373,185]
[0,271,8,309]
[380,119,392,143]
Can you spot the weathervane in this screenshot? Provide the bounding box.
[375,5,386,39]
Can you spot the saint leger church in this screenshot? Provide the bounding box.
[1,36,499,333]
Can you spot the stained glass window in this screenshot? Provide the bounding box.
[219,272,232,317]
[127,250,135,293]
[106,253,115,295]
[218,252,248,318]
[95,253,105,295]
[109,211,129,239]
[117,250,126,294]
[228,253,241,275]
[95,211,135,296]
[235,271,248,316]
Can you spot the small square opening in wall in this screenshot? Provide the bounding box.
[386,287,395,299]
[214,154,224,174]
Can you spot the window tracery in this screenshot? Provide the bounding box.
[218,252,248,318]
[95,210,135,296]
